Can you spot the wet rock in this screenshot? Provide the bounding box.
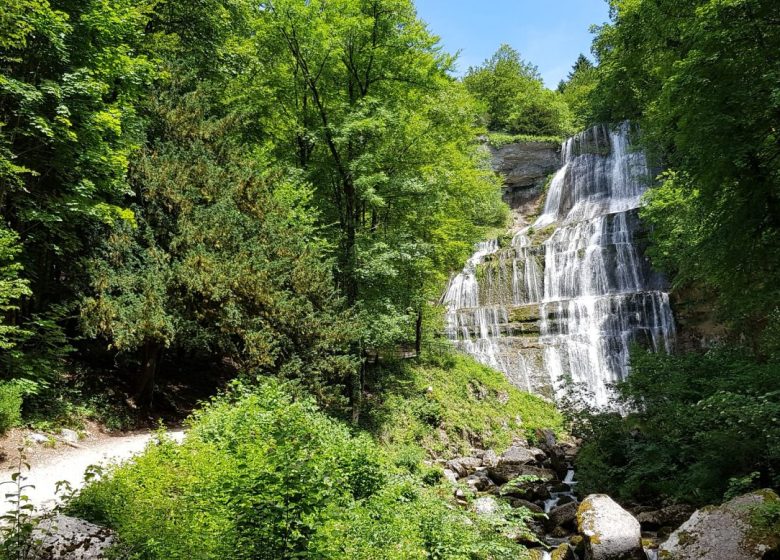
[659,490,780,560]
[488,463,556,485]
[547,445,569,479]
[501,480,551,502]
[472,496,499,516]
[552,543,576,560]
[547,501,578,532]
[32,515,115,559]
[551,526,572,538]
[557,495,575,506]
[507,498,544,513]
[636,504,694,531]
[577,494,644,560]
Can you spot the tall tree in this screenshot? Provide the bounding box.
[247,0,506,415]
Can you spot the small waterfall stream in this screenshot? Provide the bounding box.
[444,124,676,406]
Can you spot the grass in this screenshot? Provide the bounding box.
[487,132,564,148]
[365,352,563,463]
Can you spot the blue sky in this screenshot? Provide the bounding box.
[413,0,611,88]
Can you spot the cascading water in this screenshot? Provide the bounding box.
[443,123,676,406]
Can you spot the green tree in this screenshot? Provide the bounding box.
[558,54,598,131]
[246,0,506,416]
[0,0,153,384]
[464,44,572,136]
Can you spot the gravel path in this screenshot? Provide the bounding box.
[0,431,185,517]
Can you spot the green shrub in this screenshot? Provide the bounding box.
[0,382,23,434]
[70,379,529,559]
[571,347,780,506]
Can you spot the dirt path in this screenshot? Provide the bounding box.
[0,430,185,517]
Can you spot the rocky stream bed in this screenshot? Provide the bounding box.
[437,429,779,560]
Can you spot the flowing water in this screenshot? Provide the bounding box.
[443,123,676,406]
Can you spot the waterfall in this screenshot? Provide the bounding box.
[443,123,675,406]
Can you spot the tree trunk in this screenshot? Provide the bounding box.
[135,340,160,409]
[415,307,423,357]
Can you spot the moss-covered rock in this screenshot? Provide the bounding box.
[659,490,780,560]
[577,494,644,560]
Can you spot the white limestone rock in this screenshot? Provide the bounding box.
[577,494,644,560]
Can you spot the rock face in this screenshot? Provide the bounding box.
[659,490,780,560]
[489,141,561,217]
[577,495,645,560]
[32,515,115,559]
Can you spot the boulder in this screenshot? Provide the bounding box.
[501,444,545,465]
[447,456,482,477]
[442,468,459,484]
[547,501,578,532]
[59,429,80,444]
[31,515,115,559]
[636,504,694,531]
[488,463,555,485]
[501,480,551,502]
[659,490,780,560]
[508,498,544,513]
[577,494,644,560]
[472,496,500,516]
[482,449,499,468]
[464,471,494,492]
[552,543,576,560]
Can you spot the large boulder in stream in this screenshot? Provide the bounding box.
[659,489,780,560]
[577,495,645,560]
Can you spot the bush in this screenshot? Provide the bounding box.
[0,382,23,434]
[571,347,780,506]
[69,379,528,559]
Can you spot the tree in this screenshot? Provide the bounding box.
[0,0,153,384]
[245,0,506,416]
[464,44,572,136]
[558,54,598,131]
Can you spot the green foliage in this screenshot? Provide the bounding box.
[367,353,563,459]
[592,0,780,341]
[0,382,23,434]
[0,227,30,351]
[557,54,598,131]
[572,347,780,506]
[249,0,508,358]
[464,44,573,136]
[486,132,564,148]
[70,380,527,559]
